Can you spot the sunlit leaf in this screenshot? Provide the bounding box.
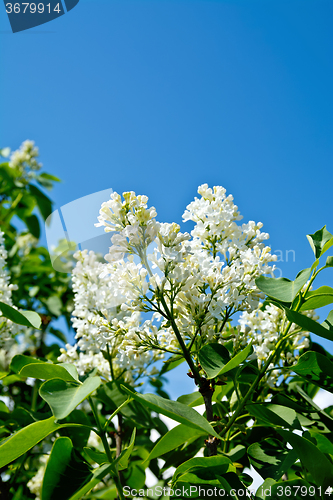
[121,386,220,439]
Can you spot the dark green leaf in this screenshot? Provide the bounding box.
[248,439,298,480]
[307,226,333,258]
[29,184,53,220]
[121,386,220,439]
[59,409,91,450]
[145,424,205,462]
[292,351,333,393]
[42,437,91,500]
[224,444,246,462]
[98,381,152,428]
[172,456,234,486]
[304,430,333,456]
[256,268,311,303]
[198,343,230,379]
[25,214,40,239]
[40,377,101,420]
[68,463,114,500]
[48,327,67,344]
[279,430,333,489]
[84,447,109,465]
[217,342,253,376]
[0,302,41,329]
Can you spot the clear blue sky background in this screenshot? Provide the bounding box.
[1,0,333,392]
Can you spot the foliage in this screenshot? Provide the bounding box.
[1,144,333,499]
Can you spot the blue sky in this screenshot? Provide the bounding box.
[1,0,333,391]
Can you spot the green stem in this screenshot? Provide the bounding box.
[88,397,113,463]
[31,380,39,413]
[113,475,126,500]
[89,397,130,500]
[106,344,114,381]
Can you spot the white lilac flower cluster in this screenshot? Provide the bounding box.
[9,140,42,179]
[0,231,17,348]
[60,184,277,380]
[58,249,162,382]
[0,231,36,370]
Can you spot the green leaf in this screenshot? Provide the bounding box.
[98,381,152,428]
[300,286,333,311]
[326,256,333,267]
[322,310,333,331]
[84,447,109,465]
[304,430,333,456]
[38,172,61,182]
[177,392,204,407]
[256,268,311,303]
[29,184,53,220]
[45,296,62,316]
[120,386,220,439]
[217,342,253,377]
[25,214,40,239]
[0,416,91,469]
[145,424,205,462]
[246,404,301,430]
[19,362,78,383]
[10,354,45,373]
[279,430,333,489]
[256,479,276,500]
[0,401,9,413]
[284,307,333,342]
[224,444,246,462]
[172,456,234,486]
[0,302,41,329]
[198,343,230,379]
[48,327,67,344]
[59,410,91,450]
[248,439,298,480]
[42,437,91,500]
[307,226,333,259]
[40,377,101,420]
[37,173,61,191]
[160,355,185,375]
[292,351,333,393]
[0,417,62,468]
